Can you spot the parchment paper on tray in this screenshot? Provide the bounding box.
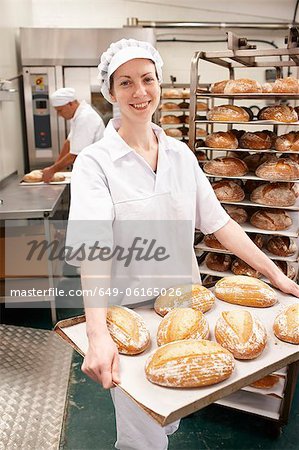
[54,291,299,425]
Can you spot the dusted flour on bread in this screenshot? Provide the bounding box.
[215,310,267,359]
[145,340,235,387]
[215,276,277,307]
[107,306,150,354]
[157,308,209,346]
[273,304,299,344]
[154,284,215,317]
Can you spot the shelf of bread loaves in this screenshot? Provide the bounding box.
[197,260,298,285]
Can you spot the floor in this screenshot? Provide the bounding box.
[2,303,299,450]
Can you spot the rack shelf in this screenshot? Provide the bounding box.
[204,173,299,183]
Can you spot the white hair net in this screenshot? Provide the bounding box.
[50,87,76,107]
[98,38,163,103]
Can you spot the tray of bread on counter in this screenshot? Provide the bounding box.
[20,170,72,185]
[54,279,299,425]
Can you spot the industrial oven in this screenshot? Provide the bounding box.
[20,28,156,170]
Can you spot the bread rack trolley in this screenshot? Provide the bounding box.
[188,27,299,436]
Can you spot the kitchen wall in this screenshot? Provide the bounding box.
[0,0,32,181]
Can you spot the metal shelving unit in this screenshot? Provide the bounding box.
[188,28,299,434]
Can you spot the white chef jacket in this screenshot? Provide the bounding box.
[66,118,229,305]
[67,100,105,155]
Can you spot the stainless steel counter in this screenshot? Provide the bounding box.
[0,175,67,219]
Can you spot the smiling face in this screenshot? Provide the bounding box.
[109,58,161,124]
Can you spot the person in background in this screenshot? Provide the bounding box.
[42,87,105,182]
[66,39,299,450]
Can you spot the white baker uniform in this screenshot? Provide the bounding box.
[66,118,229,450]
[67,100,105,155]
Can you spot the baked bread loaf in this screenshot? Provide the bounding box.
[215,310,267,359]
[204,157,248,177]
[178,101,189,109]
[160,102,179,111]
[205,253,232,272]
[106,306,150,354]
[231,129,246,140]
[273,304,299,344]
[266,236,297,257]
[195,150,207,161]
[224,205,248,224]
[289,153,299,164]
[256,158,299,181]
[239,131,272,150]
[231,258,261,278]
[262,82,273,93]
[145,339,235,387]
[154,284,215,317]
[250,233,265,249]
[197,102,208,111]
[257,105,298,123]
[272,77,299,94]
[163,88,181,98]
[210,80,229,93]
[243,154,277,173]
[160,115,181,124]
[215,275,277,307]
[207,105,250,122]
[274,260,297,280]
[205,131,238,149]
[224,78,262,94]
[156,308,209,346]
[275,132,299,152]
[23,170,65,183]
[164,128,182,138]
[250,208,292,231]
[195,139,205,149]
[204,234,226,250]
[250,182,297,207]
[250,374,280,389]
[212,180,245,202]
[196,128,207,137]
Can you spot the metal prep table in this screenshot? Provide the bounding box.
[0,174,68,323]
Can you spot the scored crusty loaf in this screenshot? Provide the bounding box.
[274,260,297,280]
[106,306,150,354]
[250,208,292,231]
[272,77,299,93]
[160,115,181,124]
[224,205,248,224]
[250,233,265,249]
[258,105,298,122]
[273,304,299,344]
[145,339,235,387]
[266,236,297,257]
[243,154,277,173]
[212,180,245,202]
[250,374,280,389]
[160,102,179,111]
[215,275,277,307]
[255,158,299,181]
[156,308,209,346]
[164,128,183,138]
[23,170,65,183]
[207,105,250,122]
[197,102,208,111]
[223,78,262,94]
[210,80,229,93]
[231,258,261,278]
[262,82,273,93]
[162,88,182,98]
[154,284,215,317]
[275,131,299,152]
[250,182,297,207]
[204,234,227,250]
[205,252,232,272]
[204,157,248,177]
[205,131,238,149]
[215,310,267,359]
[240,131,272,150]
